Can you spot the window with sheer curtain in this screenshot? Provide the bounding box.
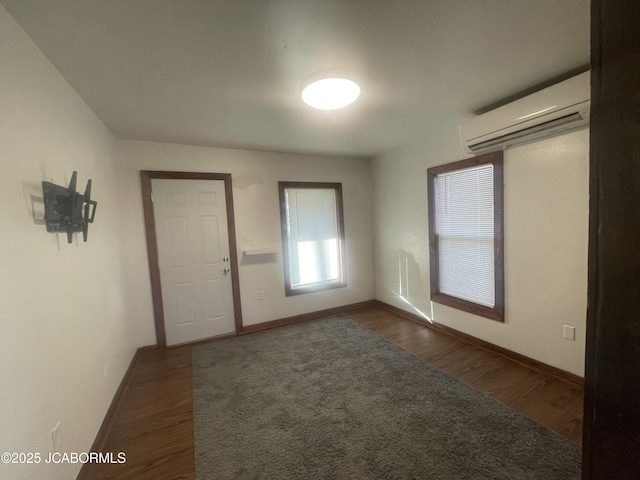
[279,182,346,296]
[427,151,504,322]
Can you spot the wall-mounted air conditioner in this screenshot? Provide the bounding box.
[460,71,590,153]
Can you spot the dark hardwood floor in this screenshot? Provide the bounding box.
[86,305,583,479]
[349,307,583,444]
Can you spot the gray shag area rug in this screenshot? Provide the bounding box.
[192,315,581,479]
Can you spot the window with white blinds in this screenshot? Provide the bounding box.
[427,151,504,322]
[279,182,347,296]
[435,164,495,307]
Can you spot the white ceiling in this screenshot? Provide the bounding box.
[1,0,589,157]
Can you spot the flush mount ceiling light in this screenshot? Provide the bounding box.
[301,78,361,110]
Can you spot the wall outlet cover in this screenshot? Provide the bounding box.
[51,422,62,452]
[563,325,576,341]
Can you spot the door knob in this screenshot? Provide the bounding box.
[223,267,230,275]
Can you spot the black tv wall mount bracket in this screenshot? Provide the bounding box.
[42,171,97,244]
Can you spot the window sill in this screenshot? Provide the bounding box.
[285,281,347,297]
[431,293,504,322]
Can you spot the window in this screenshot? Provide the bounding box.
[427,151,504,322]
[279,182,347,296]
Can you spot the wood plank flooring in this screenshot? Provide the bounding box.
[86,305,583,479]
[83,347,194,480]
[348,307,584,443]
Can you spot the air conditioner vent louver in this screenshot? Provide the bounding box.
[467,111,585,152]
[461,72,590,153]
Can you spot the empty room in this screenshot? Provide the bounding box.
[1,1,638,479]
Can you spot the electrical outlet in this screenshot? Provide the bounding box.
[51,422,62,452]
[258,290,265,301]
[563,325,576,341]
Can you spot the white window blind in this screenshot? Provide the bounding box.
[285,188,340,288]
[434,164,495,307]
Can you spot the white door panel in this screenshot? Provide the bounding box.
[152,179,235,345]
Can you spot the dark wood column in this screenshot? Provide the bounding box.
[583,1,640,478]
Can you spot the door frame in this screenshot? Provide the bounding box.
[140,170,244,347]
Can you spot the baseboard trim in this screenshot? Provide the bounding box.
[374,300,584,387]
[76,345,153,480]
[241,300,375,334]
[168,331,237,349]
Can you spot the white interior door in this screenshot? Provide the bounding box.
[152,179,235,346]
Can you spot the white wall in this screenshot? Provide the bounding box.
[372,121,588,376]
[117,140,374,345]
[0,6,137,479]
